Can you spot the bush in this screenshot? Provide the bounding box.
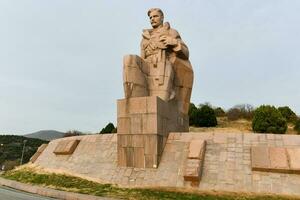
[188,103,198,126]
[100,122,116,134]
[252,105,287,134]
[194,105,217,127]
[214,107,226,117]
[294,118,300,134]
[227,104,254,121]
[278,106,297,123]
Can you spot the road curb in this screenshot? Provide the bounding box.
[0,177,116,200]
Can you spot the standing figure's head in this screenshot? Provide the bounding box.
[147,8,164,29]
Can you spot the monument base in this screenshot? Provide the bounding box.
[31,132,300,196]
[117,96,188,168]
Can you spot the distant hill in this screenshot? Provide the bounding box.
[25,130,65,141]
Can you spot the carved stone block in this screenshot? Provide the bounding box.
[53,140,80,155]
[30,144,48,163]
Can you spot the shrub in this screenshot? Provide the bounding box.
[100,122,116,134]
[2,160,19,171]
[194,105,217,127]
[214,107,226,117]
[227,104,254,121]
[252,105,287,134]
[278,106,297,123]
[294,118,300,134]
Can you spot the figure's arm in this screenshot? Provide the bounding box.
[160,29,189,60]
[140,39,146,59]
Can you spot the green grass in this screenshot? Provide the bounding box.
[2,169,299,200]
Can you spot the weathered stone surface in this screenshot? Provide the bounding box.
[53,140,80,155]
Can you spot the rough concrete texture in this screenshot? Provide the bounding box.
[34,133,300,196]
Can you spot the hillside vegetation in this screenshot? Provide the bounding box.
[190,117,298,134]
[0,135,47,170]
[189,103,299,135]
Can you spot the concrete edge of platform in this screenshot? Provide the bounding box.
[0,177,116,200]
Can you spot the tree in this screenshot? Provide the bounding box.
[188,103,198,126]
[100,123,116,134]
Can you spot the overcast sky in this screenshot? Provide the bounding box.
[0,0,299,134]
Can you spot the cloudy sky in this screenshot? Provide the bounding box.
[0,0,299,134]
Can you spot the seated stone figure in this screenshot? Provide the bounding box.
[123,8,193,115]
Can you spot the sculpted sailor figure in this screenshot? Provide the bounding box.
[123,8,193,114]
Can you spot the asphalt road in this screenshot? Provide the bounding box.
[0,186,58,200]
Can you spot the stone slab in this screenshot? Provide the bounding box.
[30,144,48,163]
[269,147,289,171]
[251,146,270,171]
[251,146,300,174]
[188,140,206,160]
[287,148,300,171]
[53,140,80,155]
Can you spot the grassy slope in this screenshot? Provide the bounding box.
[2,168,299,200]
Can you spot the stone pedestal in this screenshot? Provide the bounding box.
[117,96,188,168]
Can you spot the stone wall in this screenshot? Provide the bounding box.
[34,132,300,196]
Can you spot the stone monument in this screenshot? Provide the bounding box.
[117,8,194,168]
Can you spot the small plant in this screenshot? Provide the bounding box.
[195,105,217,127]
[294,118,300,134]
[252,105,287,134]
